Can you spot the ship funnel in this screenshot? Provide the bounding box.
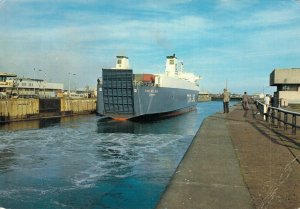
[115,56,130,69]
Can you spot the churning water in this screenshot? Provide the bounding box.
[0,101,225,209]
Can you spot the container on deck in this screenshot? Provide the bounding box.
[143,74,155,82]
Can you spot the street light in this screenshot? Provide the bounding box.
[33,68,42,97]
[43,71,47,98]
[68,72,76,97]
[33,68,36,96]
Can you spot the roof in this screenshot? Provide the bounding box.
[0,72,17,77]
[116,55,128,59]
[166,54,176,59]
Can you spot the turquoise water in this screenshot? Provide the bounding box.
[0,101,227,209]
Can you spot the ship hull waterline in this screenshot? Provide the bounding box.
[97,105,197,121]
[97,85,198,121]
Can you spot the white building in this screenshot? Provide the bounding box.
[0,72,64,98]
[0,73,17,98]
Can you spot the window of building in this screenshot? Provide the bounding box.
[169,60,174,65]
[117,59,122,64]
[279,84,298,91]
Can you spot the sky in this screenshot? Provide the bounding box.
[0,0,300,94]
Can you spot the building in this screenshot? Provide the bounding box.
[0,72,64,98]
[270,68,300,105]
[0,73,17,98]
[198,91,211,102]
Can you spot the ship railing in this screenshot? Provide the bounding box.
[256,100,300,135]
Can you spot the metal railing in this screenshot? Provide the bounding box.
[256,100,267,120]
[256,100,300,135]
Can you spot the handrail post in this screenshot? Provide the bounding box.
[263,103,267,121]
[284,113,288,131]
[292,114,296,135]
[271,108,275,125]
[278,110,281,127]
[266,107,270,122]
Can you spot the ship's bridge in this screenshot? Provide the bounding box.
[164,54,201,83]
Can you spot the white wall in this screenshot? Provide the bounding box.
[278,91,300,103]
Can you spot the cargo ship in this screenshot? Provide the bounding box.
[96,54,200,120]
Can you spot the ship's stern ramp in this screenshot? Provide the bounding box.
[99,69,134,118]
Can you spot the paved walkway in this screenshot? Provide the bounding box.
[227,105,300,209]
[156,104,300,209]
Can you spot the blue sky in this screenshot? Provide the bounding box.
[0,0,300,94]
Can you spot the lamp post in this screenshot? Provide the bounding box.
[68,72,76,97]
[44,72,46,98]
[36,69,42,98]
[33,69,42,97]
[33,68,36,96]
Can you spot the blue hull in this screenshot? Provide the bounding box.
[96,69,198,120]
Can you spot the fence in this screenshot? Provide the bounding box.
[256,100,267,120]
[256,100,300,135]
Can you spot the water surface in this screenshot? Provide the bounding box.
[0,101,226,209]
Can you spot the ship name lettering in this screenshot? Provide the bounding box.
[145,89,158,93]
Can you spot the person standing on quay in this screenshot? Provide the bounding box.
[242,92,249,110]
[264,94,271,112]
[222,88,230,113]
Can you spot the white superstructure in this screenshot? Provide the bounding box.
[107,54,201,91]
[115,56,130,69]
[156,54,201,91]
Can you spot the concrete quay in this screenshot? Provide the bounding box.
[0,98,96,122]
[156,104,300,209]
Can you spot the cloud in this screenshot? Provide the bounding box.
[216,0,258,11]
[137,0,193,8]
[0,0,6,9]
[236,7,300,28]
[1,0,300,94]
[11,0,97,2]
[0,12,209,50]
[0,12,210,84]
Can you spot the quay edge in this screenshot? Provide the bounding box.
[156,108,254,209]
[0,98,96,123]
